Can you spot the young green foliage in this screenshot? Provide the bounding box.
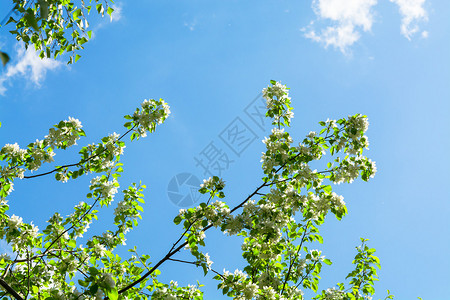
[4,0,115,64]
[0,82,392,299]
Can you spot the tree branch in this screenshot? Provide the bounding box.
[280,220,310,295]
[23,125,136,179]
[0,278,24,300]
[111,125,346,297]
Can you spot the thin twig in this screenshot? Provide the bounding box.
[23,125,136,179]
[280,221,310,295]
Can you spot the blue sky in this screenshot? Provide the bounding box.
[0,0,449,299]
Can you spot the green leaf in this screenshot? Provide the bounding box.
[78,279,88,287]
[38,0,49,19]
[88,267,99,275]
[96,4,104,14]
[323,185,332,194]
[0,51,10,66]
[73,8,82,20]
[79,37,88,45]
[89,284,99,294]
[106,288,118,300]
[24,12,39,31]
[107,7,114,20]
[67,239,76,248]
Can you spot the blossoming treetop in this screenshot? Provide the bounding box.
[0,81,391,300]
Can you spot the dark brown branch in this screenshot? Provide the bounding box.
[168,194,212,255]
[167,258,225,280]
[296,260,319,289]
[41,196,100,258]
[0,278,24,300]
[116,181,268,296]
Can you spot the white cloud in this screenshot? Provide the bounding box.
[390,0,427,39]
[92,3,123,35]
[0,45,62,96]
[304,0,377,54]
[304,0,429,53]
[110,4,123,22]
[184,19,197,31]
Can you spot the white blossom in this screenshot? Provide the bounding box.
[101,273,115,289]
[1,143,27,159]
[324,288,345,300]
[243,282,258,299]
[45,117,83,149]
[200,176,225,190]
[133,99,171,138]
[262,81,293,125]
[90,177,119,200]
[67,117,82,129]
[203,252,213,269]
[8,214,23,230]
[93,243,107,257]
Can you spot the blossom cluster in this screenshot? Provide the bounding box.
[124,98,171,139]
[323,288,346,300]
[344,114,370,155]
[261,128,293,174]
[90,176,119,205]
[151,281,203,300]
[175,200,231,230]
[59,132,126,184]
[1,143,27,163]
[99,272,115,289]
[45,117,84,149]
[216,267,305,300]
[104,132,125,156]
[217,269,256,299]
[331,155,377,184]
[0,99,180,300]
[0,117,84,199]
[262,80,294,126]
[200,176,225,190]
[0,214,39,250]
[27,139,56,171]
[1,117,82,175]
[112,183,146,243]
[199,176,226,198]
